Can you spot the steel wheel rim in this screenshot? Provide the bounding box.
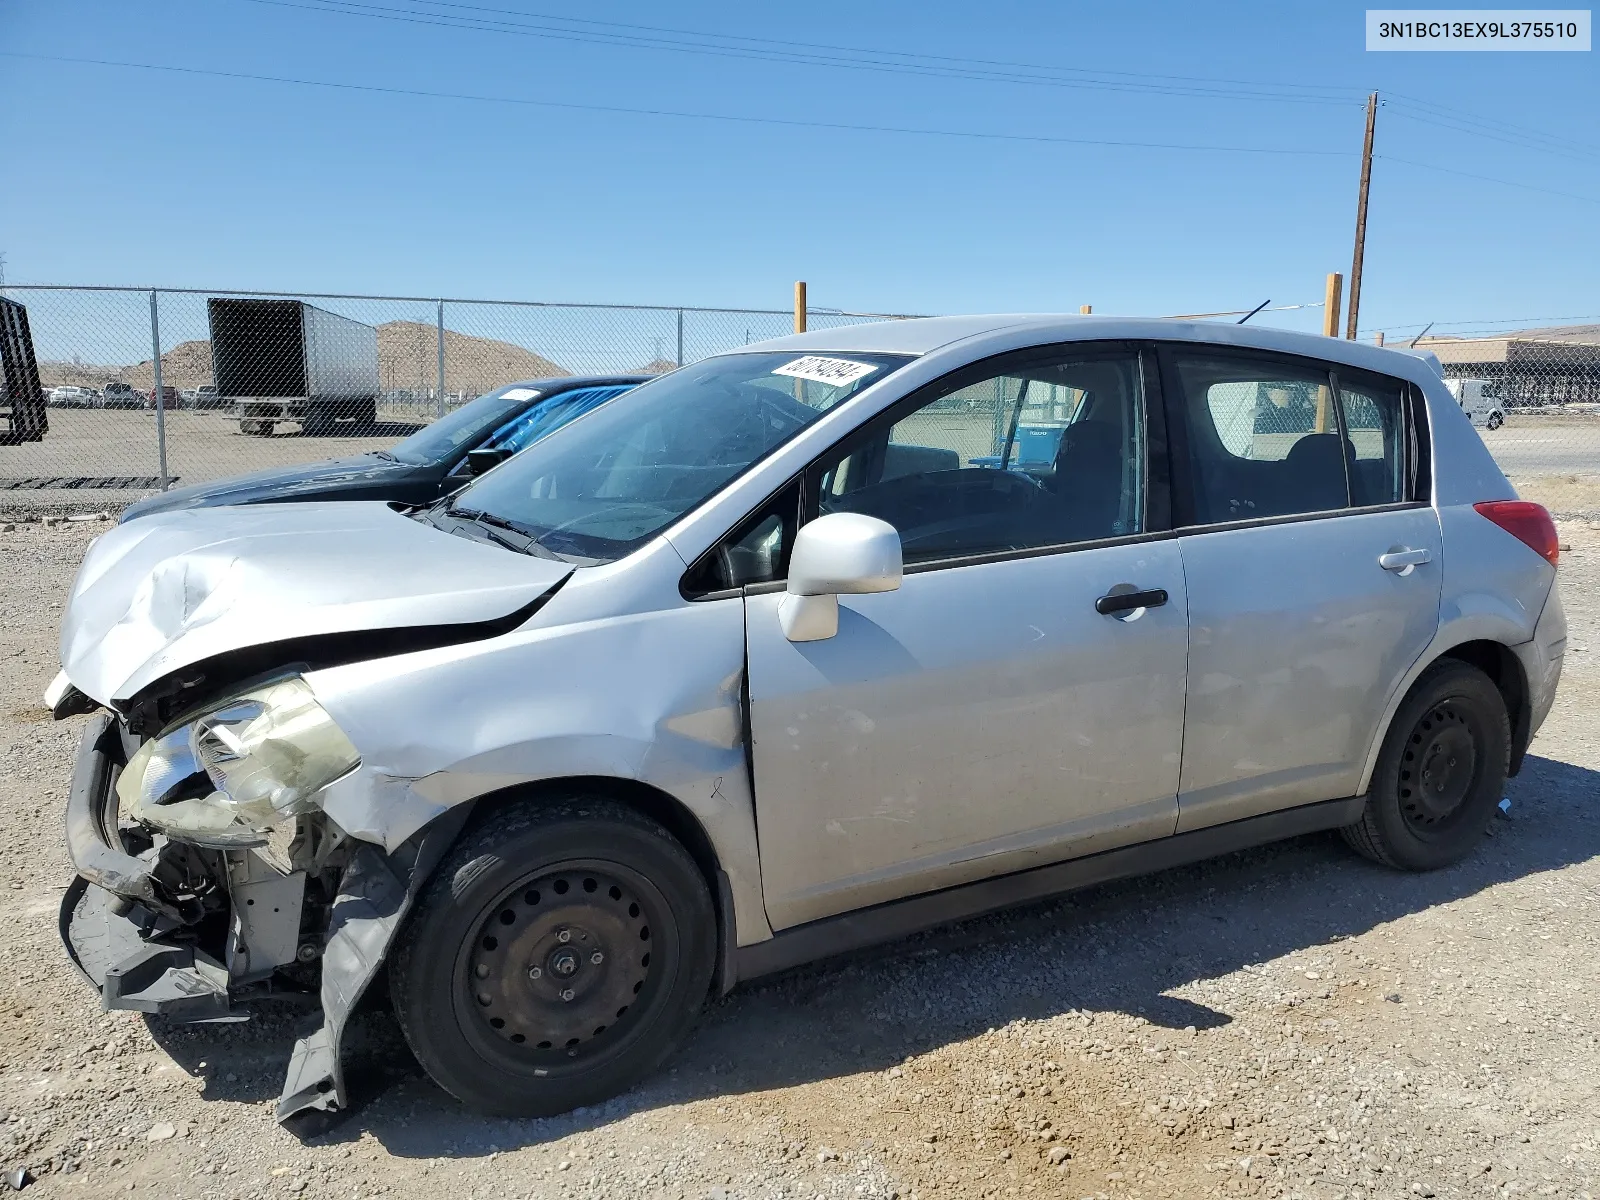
[453,859,664,1075]
[1398,701,1481,836]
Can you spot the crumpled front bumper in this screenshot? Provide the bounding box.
[59,712,464,1130]
[59,714,236,1022]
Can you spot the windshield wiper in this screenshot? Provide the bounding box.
[445,506,566,560]
[448,504,528,534]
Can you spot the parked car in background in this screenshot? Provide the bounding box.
[101,382,143,409]
[47,385,100,408]
[178,388,199,406]
[1445,378,1506,430]
[119,374,648,522]
[54,316,1563,1128]
[192,383,225,409]
[147,385,179,410]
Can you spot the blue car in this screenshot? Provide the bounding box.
[121,375,647,523]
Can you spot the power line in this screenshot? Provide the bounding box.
[232,0,1600,175]
[1385,106,1600,168]
[1363,314,1600,335]
[1375,154,1600,206]
[231,0,1369,107]
[0,52,1357,157]
[1383,89,1600,158]
[403,0,1363,96]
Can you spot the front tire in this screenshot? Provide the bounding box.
[1341,660,1509,871]
[389,796,716,1117]
[1486,412,1503,430]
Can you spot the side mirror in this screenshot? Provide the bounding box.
[778,513,902,642]
[466,447,512,476]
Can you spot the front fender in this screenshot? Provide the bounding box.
[305,590,773,946]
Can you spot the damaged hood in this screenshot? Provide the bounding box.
[62,501,571,704]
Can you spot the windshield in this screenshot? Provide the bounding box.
[386,384,547,465]
[450,351,911,562]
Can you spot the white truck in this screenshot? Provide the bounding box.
[1445,378,1505,430]
[208,298,380,437]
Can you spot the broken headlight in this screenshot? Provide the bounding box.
[117,678,360,847]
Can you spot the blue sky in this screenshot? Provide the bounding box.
[1,0,1596,337]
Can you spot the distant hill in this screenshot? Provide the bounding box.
[38,325,569,396]
[377,321,567,394]
[39,339,214,391]
[634,358,681,375]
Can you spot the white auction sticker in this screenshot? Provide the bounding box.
[1367,10,1590,50]
[500,387,541,400]
[772,356,879,388]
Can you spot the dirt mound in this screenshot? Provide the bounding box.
[39,327,567,398]
[377,321,567,394]
[39,341,216,391]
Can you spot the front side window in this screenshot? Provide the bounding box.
[682,482,800,595]
[812,351,1145,565]
[449,352,909,563]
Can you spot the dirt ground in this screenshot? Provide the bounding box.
[1,518,1597,1200]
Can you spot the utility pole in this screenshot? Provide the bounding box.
[793,281,807,334]
[1346,92,1378,340]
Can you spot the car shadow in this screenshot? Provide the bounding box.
[145,751,1600,1157]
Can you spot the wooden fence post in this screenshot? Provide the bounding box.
[794,282,807,334]
[1322,273,1344,338]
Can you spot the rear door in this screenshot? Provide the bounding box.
[1161,345,1442,831]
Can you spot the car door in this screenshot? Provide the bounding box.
[735,344,1190,931]
[1160,345,1442,832]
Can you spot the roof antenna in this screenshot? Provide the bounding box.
[1408,322,1434,348]
[1236,299,1270,325]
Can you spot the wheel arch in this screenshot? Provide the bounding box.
[405,775,742,995]
[1437,640,1529,773]
[1359,636,1532,794]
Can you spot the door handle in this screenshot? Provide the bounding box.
[1379,547,1432,575]
[1095,587,1169,620]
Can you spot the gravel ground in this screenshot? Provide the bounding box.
[1,518,1597,1200]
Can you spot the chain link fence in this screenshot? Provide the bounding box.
[1418,329,1600,517]
[4,285,1598,517]
[0,284,916,514]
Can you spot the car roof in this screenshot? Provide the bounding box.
[735,314,1448,390]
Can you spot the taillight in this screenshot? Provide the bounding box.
[1474,500,1559,566]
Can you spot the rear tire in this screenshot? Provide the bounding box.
[1486,412,1504,430]
[389,796,716,1117]
[1341,660,1509,871]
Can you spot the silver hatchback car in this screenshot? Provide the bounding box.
[51,316,1565,1128]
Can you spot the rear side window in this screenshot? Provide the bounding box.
[1335,372,1407,507]
[1170,350,1411,524]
